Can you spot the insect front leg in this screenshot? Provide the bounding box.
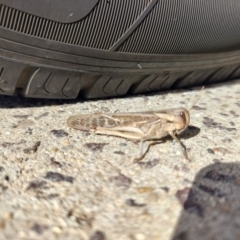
[169,131,190,161]
[133,121,164,162]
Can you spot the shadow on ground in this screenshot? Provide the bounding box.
[180,125,200,140]
[172,162,240,240]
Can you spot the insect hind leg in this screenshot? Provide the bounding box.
[91,127,144,140]
[133,140,162,163]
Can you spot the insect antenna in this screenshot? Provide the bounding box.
[188,86,204,112]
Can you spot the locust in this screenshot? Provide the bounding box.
[67,88,203,162]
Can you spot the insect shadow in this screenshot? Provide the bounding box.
[161,125,200,144]
[172,162,240,240]
[179,125,200,140]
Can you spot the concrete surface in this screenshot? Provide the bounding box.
[0,80,239,240]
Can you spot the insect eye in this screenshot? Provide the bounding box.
[180,111,186,122]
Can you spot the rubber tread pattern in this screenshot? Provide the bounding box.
[0,59,26,95]
[0,0,150,50]
[23,68,84,99]
[1,57,240,99]
[118,0,240,54]
[205,67,239,84]
[1,1,240,54]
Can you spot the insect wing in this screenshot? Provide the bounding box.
[67,112,160,131]
[67,114,100,131]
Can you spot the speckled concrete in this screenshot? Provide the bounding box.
[0,80,239,240]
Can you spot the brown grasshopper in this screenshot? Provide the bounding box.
[67,88,203,162]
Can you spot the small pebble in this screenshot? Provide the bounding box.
[90,230,106,240]
[133,233,146,240]
[137,187,154,193]
[207,148,215,154]
[52,227,62,235]
[146,192,159,203]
